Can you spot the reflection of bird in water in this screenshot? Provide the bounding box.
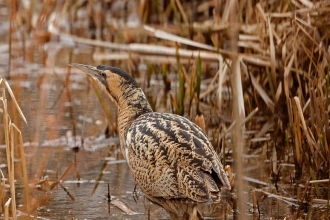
[70,64,231,218]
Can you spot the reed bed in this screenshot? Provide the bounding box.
[0,0,329,219]
[0,77,28,219]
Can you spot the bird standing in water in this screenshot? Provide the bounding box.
[70,64,231,216]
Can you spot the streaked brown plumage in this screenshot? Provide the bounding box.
[70,63,231,215]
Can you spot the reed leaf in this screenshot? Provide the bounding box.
[175,43,185,115]
[195,55,202,114]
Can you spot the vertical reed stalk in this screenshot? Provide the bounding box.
[231,57,246,219]
[8,0,18,77]
[9,123,17,219]
[227,0,246,218]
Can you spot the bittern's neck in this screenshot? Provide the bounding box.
[116,87,152,148]
[117,89,152,121]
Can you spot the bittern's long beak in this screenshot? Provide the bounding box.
[69,63,99,78]
[70,63,111,94]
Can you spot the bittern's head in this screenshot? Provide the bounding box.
[70,63,140,105]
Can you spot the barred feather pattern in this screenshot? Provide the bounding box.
[116,85,153,158]
[125,112,230,202]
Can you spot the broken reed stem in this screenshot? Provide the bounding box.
[3,80,27,124]
[309,179,329,184]
[12,123,30,216]
[4,198,11,220]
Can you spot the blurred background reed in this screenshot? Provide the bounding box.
[0,0,329,219]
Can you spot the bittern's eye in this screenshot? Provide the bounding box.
[101,72,106,77]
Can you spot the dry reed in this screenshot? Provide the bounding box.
[1,0,329,218]
[1,77,28,219]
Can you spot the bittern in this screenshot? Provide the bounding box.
[70,64,231,215]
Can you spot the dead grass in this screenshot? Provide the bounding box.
[0,0,329,218]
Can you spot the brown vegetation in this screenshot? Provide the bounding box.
[0,0,329,219]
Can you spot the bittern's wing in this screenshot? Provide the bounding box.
[125,112,230,202]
